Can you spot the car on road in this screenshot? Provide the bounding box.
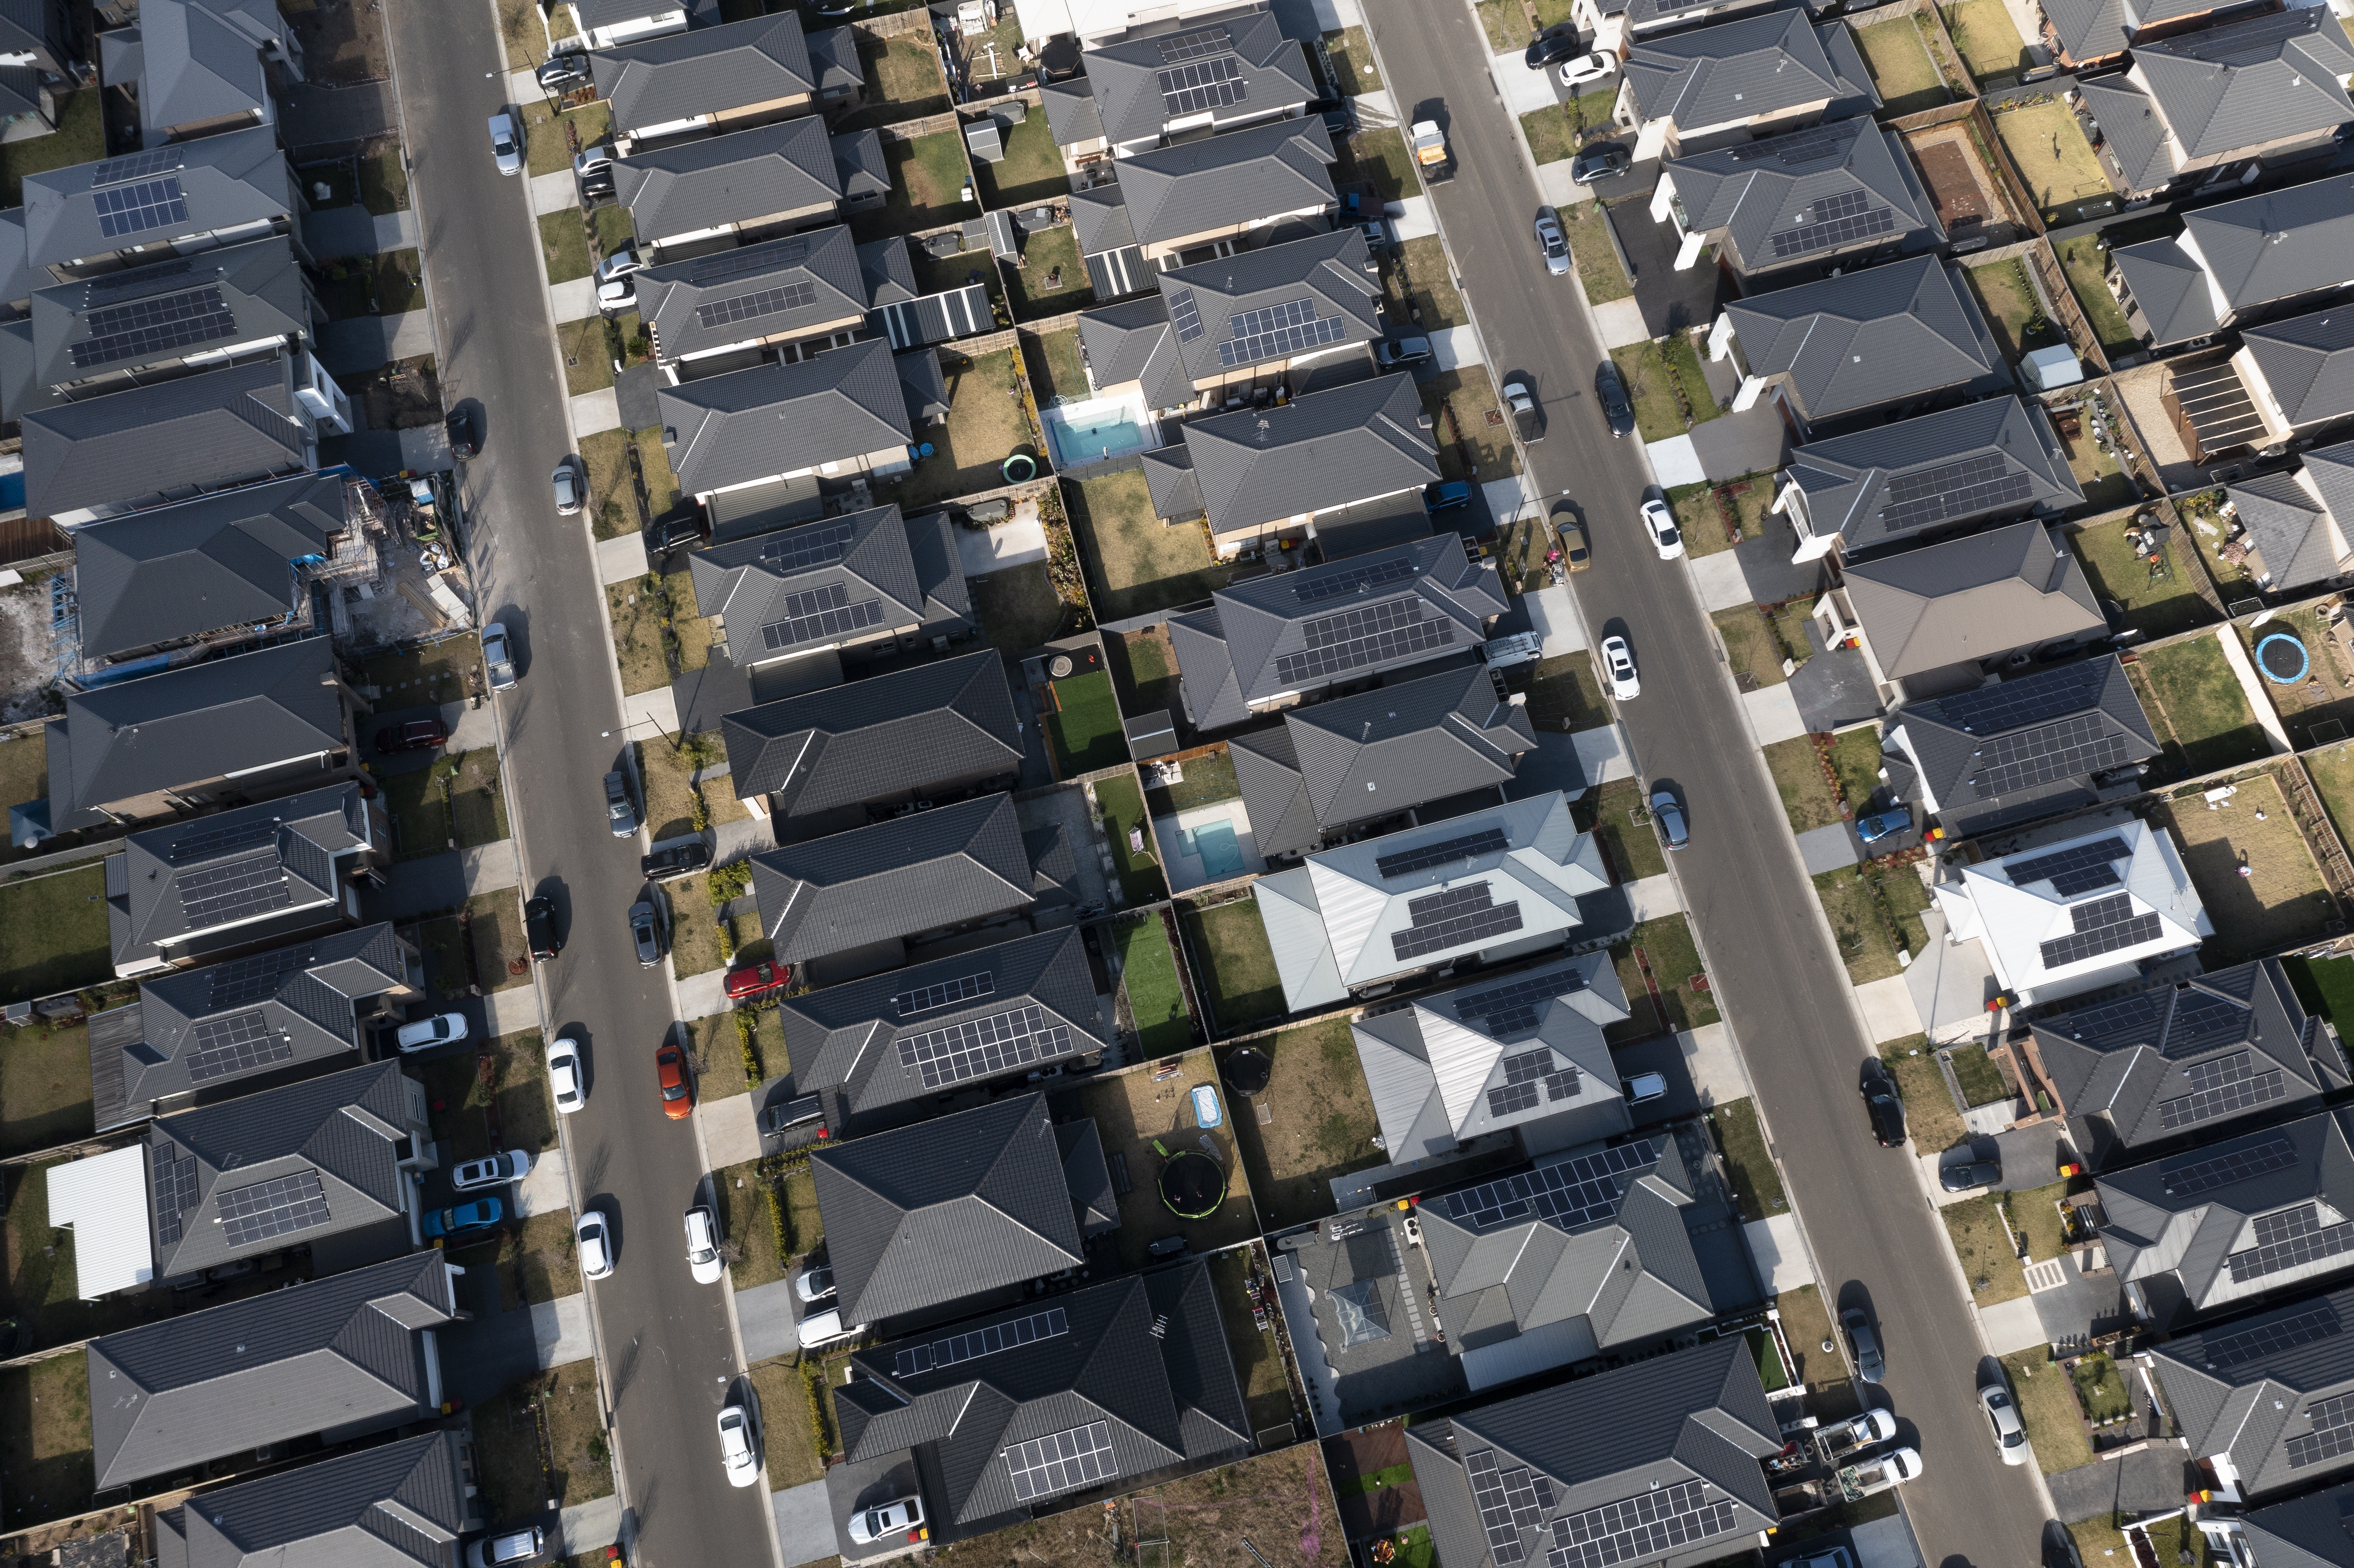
[718,1403,761,1487]
[642,839,713,881]
[1595,359,1635,437]
[445,406,477,458]
[1374,336,1432,369]
[605,770,638,837]
[1840,1307,1885,1382]
[1941,1154,2000,1192]
[1572,142,1633,184]
[576,1207,614,1280]
[655,1040,693,1117]
[423,1198,503,1239]
[551,457,583,516]
[526,894,562,960]
[487,112,523,176]
[482,622,517,692]
[1650,787,1688,849]
[452,1150,531,1191]
[1503,379,1543,442]
[535,51,589,91]
[631,899,666,969]
[1533,207,1570,276]
[1554,509,1590,569]
[1557,50,1617,86]
[849,1496,925,1546]
[547,1035,586,1114]
[1601,635,1640,701]
[1639,496,1684,559]
[684,1205,723,1284]
[1623,1071,1667,1104]
[797,1307,864,1349]
[725,958,791,1001]
[1861,1064,1906,1147]
[1981,1383,2029,1464]
[467,1525,545,1568]
[595,242,643,309]
[1856,806,1913,843]
[795,1260,836,1302]
[396,1012,469,1053]
[376,718,448,755]
[1525,22,1581,67]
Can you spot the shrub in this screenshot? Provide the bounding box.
[769,1174,794,1259]
[800,1360,833,1456]
[736,1009,763,1084]
[707,862,753,901]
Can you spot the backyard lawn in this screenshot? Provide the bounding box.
[0,1351,92,1529]
[1043,669,1126,777]
[0,90,102,208]
[1853,17,1950,116]
[973,561,1067,654]
[1004,225,1091,320]
[1609,337,1720,443]
[1117,914,1193,1054]
[1561,201,1631,305]
[2240,603,2354,749]
[1094,771,1168,906]
[1766,735,1843,835]
[1944,1194,2026,1304]
[972,109,1069,208]
[1227,1017,1386,1229]
[1143,748,1239,816]
[1182,897,1287,1030]
[0,865,111,1007]
[1609,914,1718,1039]
[2305,742,2354,852]
[0,724,45,818]
[1575,777,1667,884]
[1942,0,2033,81]
[850,28,950,125]
[849,129,973,243]
[1023,324,1089,406]
[894,347,1042,510]
[0,1018,95,1156]
[2159,770,2338,963]
[2002,1350,2094,1473]
[1967,258,2063,365]
[1070,1048,1260,1267]
[1815,863,1934,986]
[1879,1035,1961,1149]
[1067,468,1230,622]
[1206,1247,1295,1437]
[2054,235,2141,364]
[2066,509,2213,638]
[1991,101,2115,225]
[2130,634,2269,778]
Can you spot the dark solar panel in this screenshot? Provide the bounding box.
[1545,1481,1737,1568]
[176,853,293,927]
[1932,663,2105,734]
[2008,837,2129,897]
[1453,969,1576,1036]
[688,235,811,284]
[1295,555,1418,604]
[91,148,186,187]
[759,582,885,651]
[1168,286,1203,342]
[1441,1141,1658,1231]
[165,815,281,866]
[2229,1204,2354,1285]
[1376,827,1510,879]
[2288,1391,2354,1469]
[183,1010,293,1083]
[1878,452,2038,532]
[206,948,305,1010]
[1392,881,1524,961]
[82,258,195,304]
[1971,715,2137,800]
[1005,1422,1116,1501]
[757,518,856,572]
[694,279,819,330]
[1545,1068,1581,1101]
[2161,1067,2285,1130]
[69,284,238,370]
[94,177,190,240]
[2038,893,2165,969]
[1500,1049,1554,1086]
[2160,1131,2300,1196]
[893,971,994,1018]
[1274,598,1455,686]
[1155,25,1234,62]
[2201,1303,2344,1370]
[1464,1450,1529,1565]
[1768,190,1897,258]
[217,1168,333,1248]
[896,1003,1071,1088]
[2165,989,2260,1058]
[1159,53,1247,115]
[1728,128,1842,164]
[151,1143,200,1248]
[1488,1051,1556,1113]
[1488,1080,1539,1117]
[1218,299,1348,368]
[894,1305,1066,1378]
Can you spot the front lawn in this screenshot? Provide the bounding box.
[1385,235,1466,331]
[1853,16,1949,115]
[602,572,676,695]
[521,97,610,178]
[1346,128,1420,202]
[2131,635,2267,778]
[1716,606,1787,691]
[1609,914,1718,1038]
[717,1158,788,1292]
[1095,771,1168,905]
[1991,100,2115,226]
[1831,727,1887,812]
[0,864,112,1007]
[2002,1350,2094,1473]
[1944,1195,2026,1304]
[1225,1017,1385,1229]
[418,1029,555,1164]
[1561,201,1631,305]
[1423,364,1520,483]
[1324,26,1380,93]
[1710,1098,1785,1221]
[1521,653,1609,733]
[318,250,426,320]
[1766,734,1843,835]
[1879,1034,1961,1150]
[2066,510,2214,639]
[749,1354,835,1486]
[495,1209,580,1310]
[849,128,973,242]
[1117,914,1193,1055]
[1950,1042,2008,1106]
[1182,898,1287,1031]
[1044,669,1126,777]
[1670,474,1772,560]
[470,1372,613,1518]
[1574,776,1667,884]
[538,209,591,284]
[1609,337,1720,443]
[1067,468,1230,623]
[1814,863,1934,986]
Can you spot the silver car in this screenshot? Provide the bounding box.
[1650,788,1688,850]
[1533,206,1570,277]
[452,1150,532,1191]
[481,622,517,692]
[487,112,523,177]
[551,458,583,516]
[1842,1307,1885,1383]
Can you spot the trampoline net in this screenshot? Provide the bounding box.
[1333,1279,1392,1347]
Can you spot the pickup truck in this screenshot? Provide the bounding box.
[641,839,713,882]
[1411,119,1453,183]
[1812,1408,1896,1464]
[1838,1447,1922,1502]
[1503,381,1543,443]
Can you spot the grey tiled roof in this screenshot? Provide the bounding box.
[0,206,40,309]
[1140,439,1202,519]
[1070,117,1336,255]
[812,1092,1085,1326]
[2079,74,2173,196]
[25,124,295,270]
[153,1430,473,1568]
[808,25,861,94]
[88,1249,456,1490]
[1080,9,1314,146]
[2152,1280,2354,1499]
[2095,11,2354,193]
[2040,0,2205,62]
[1623,9,1877,130]
[1784,395,2082,554]
[658,338,912,496]
[574,0,719,26]
[32,236,310,398]
[1074,292,1192,412]
[781,927,1106,1128]
[858,234,919,306]
[1842,520,2104,678]
[2034,958,2344,1171]
[1171,530,1506,729]
[23,354,313,519]
[610,115,842,242]
[689,501,960,665]
[635,224,869,363]
[2228,446,2354,591]
[592,12,816,132]
[832,128,888,202]
[721,648,1019,813]
[2174,176,2354,339]
[1041,72,1103,147]
[835,1263,1249,1531]
[1724,253,2001,424]
[1178,370,1438,537]
[2242,305,2354,429]
[138,0,279,137]
[2241,1481,2354,1566]
[1664,116,1937,277]
[1164,227,1379,388]
[74,471,349,659]
[47,639,347,828]
[2111,230,2222,347]
[1227,663,1538,856]
[749,792,1037,962]
[1887,653,2156,840]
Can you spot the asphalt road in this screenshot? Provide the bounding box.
[382,5,775,1563]
[1357,4,2051,1562]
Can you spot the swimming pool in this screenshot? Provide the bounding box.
[1188,819,1246,879]
[1042,394,1156,468]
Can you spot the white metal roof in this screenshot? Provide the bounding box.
[1933,818,2208,1003]
[47,1145,155,1299]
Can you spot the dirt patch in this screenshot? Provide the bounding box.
[351,355,442,430]
[1915,140,1987,230]
[283,0,392,84]
[951,1442,1344,1568]
[0,571,61,722]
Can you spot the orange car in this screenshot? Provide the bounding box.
[656,1044,694,1121]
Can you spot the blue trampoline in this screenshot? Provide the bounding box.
[2257,633,2310,684]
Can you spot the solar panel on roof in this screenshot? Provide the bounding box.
[1155,25,1234,61]
[2228,1202,2354,1285]
[206,948,305,1010]
[695,278,819,331]
[1274,599,1456,686]
[93,178,190,240]
[91,148,186,187]
[166,815,281,866]
[1441,1141,1657,1231]
[1768,189,1896,259]
[217,1168,333,1248]
[1295,555,1418,604]
[2161,1131,2300,1195]
[1878,452,2037,533]
[2202,1302,2344,1370]
[1005,1421,1116,1501]
[1218,297,1348,368]
[2008,838,2129,897]
[1393,882,1523,961]
[2288,1390,2354,1469]
[1728,128,1843,164]
[1375,827,1510,880]
[1970,715,2136,800]
[1545,1480,1738,1568]
[2038,892,2164,969]
[1488,1080,1538,1117]
[69,284,238,371]
[1168,286,1204,343]
[1160,53,1247,115]
[151,1143,199,1247]
[894,1305,1066,1378]
[2161,1058,2285,1130]
[688,236,812,285]
[1546,1068,1581,1101]
[183,1010,293,1083]
[176,853,293,927]
[1486,1049,1557,1119]
[759,582,885,651]
[1933,664,2105,734]
[757,518,856,572]
[1463,1450,1530,1566]
[894,971,994,1018]
[897,1003,1071,1088]
[1453,969,1577,1036]
[82,258,196,306]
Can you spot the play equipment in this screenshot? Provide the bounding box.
[2257,633,2310,684]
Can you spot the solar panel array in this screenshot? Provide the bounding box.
[2038,893,2164,970]
[1159,52,1247,115]
[1878,452,2037,533]
[897,1003,1072,1089]
[1440,1141,1657,1232]
[1937,669,2104,734]
[1768,189,1897,259]
[1487,1050,1557,1119]
[1376,827,1510,880]
[695,278,819,331]
[1971,716,2137,800]
[2228,1202,2354,1285]
[1155,26,1234,61]
[92,148,186,187]
[689,236,810,284]
[85,258,193,304]
[2288,1391,2354,1470]
[894,971,994,1018]
[94,177,190,240]
[894,1305,1066,1378]
[1169,286,1203,342]
[759,582,885,651]
[1547,1067,1581,1101]
[206,949,305,1010]
[1005,1421,1117,1501]
[1544,1480,1738,1568]
[1393,882,1523,961]
[1454,970,1574,1036]
[1218,299,1349,368]
[2202,1303,2344,1370]
[2161,1131,2300,1196]
[1728,128,1842,165]
[183,1010,293,1084]
[177,853,293,927]
[217,1168,333,1248]
[1463,1450,1557,1565]
[151,1143,201,1247]
[69,284,238,371]
[1272,597,1454,687]
[757,518,856,572]
[2007,837,2129,897]
[2162,991,2261,1059]
[1295,555,1418,604]
[167,815,280,865]
[2161,1054,2285,1130]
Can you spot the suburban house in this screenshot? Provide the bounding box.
[2077,9,2354,200]
[0,208,40,310]
[1253,793,1611,1012]
[104,779,389,979]
[69,473,364,668]
[1068,115,1338,299]
[719,648,1021,832]
[1813,520,2108,703]
[22,352,350,525]
[1405,1338,1784,1568]
[1570,0,1774,47]
[2222,443,2354,592]
[2110,175,2354,351]
[2013,958,2345,1172]
[109,0,302,149]
[2037,0,2252,69]
[657,340,917,508]
[633,224,885,372]
[1614,9,1878,162]
[749,792,1072,967]
[1169,530,1506,730]
[1880,654,2160,840]
[2203,305,2354,457]
[85,1249,459,1491]
[1010,0,1244,45]
[1040,6,1315,166]
[590,11,859,150]
[1709,253,2008,436]
[610,116,885,253]
[45,638,362,830]
[2099,1109,2354,1325]
[1229,663,1541,860]
[2153,1283,2354,1503]
[831,1263,1249,1545]
[1650,116,1940,283]
[780,927,1108,1139]
[0,0,81,80]
[2224,1478,2354,1562]
[1932,820,2209,1005]
[152,1430,482,1568]
[1775,395,2084,563]
[810,1091,1117,1335]
[566,0,714,50]
[1076,226,1383,414]
[24,125,307,280]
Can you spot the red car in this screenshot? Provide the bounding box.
[656,1044,693,1121]
[724,959,791,1002]
[376,718,450,755]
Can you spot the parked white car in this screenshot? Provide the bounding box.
[849,1496,925,1546]
[1601,635,1640,701]
[684,1206,723,1285]
[487,112,523,177]
[1557,50,1617,86]
[1639,496,1684,560]
[547,1035,586,1114]
[452,1150,531,1191]
[595,242,643,309]
[717,1403,761,1488]
[576,1207,613,1280]
[797,1307,864,1350]
[395,1012,468,1053]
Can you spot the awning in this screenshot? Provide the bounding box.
[48,1145,154,1298]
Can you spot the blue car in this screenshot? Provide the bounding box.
[1856,806,1914,844]
[1426,481,1472,512]
[423,1198,504,1239]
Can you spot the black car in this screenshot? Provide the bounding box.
[535,51,589,92]
[628,899,664,968]
[1571,143,1634,184]
[445,406,477,458]
[1862,1067,1907,1147]
[525,894,561,961]
[1525,22,1582,68]
[1595,360,1636,437]
[649,511,710,552]
[641,840,713,881]
[578,168,616,205]
[1940,1154,2001,1192]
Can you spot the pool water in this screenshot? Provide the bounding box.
[1190,819,1246,878]
[1042,395,1155,467]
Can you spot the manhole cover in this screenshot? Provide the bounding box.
[1049,655,1073,677]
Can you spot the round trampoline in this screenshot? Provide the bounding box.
[1223,1047,1273,1098]
[2257,633,2311,684]
[1001,453,1038,483]
[1158,1149,1227,1219]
